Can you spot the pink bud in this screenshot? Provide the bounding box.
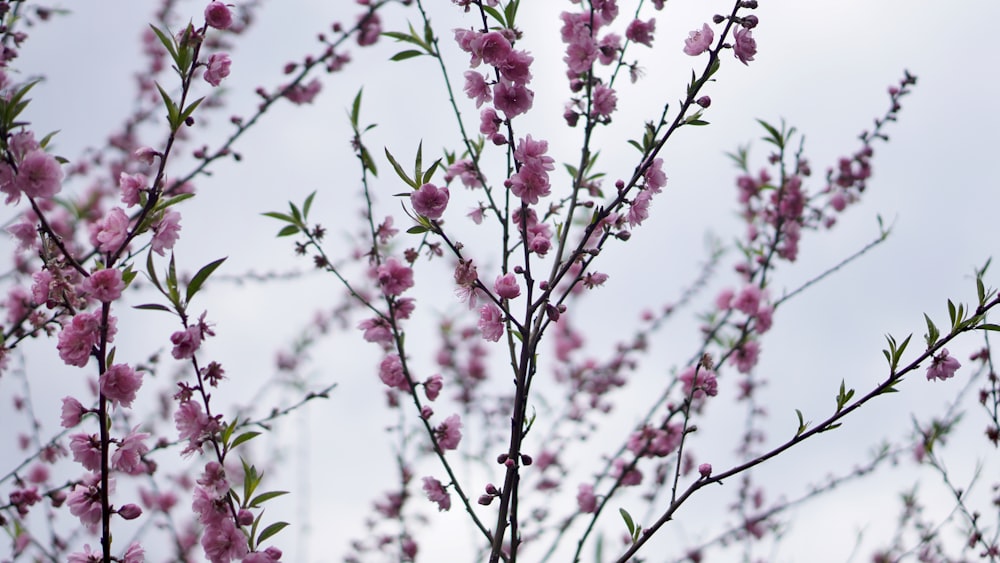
[118,503,142,520]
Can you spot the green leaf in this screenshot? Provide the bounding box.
[422,159,442,185]
[979,323,1000,332]
[406,225,427,234]
[134,303,172,313]
[231,431,261,449]
[148,25,179,62]
[155,82,180,130]
[302,191,316,219]
[619,508,635,536]
[222,418,239,445]
[186,257,227,303]
[277,225,300,237]
[384,148,415,188]
[794,408,809,437]
[924,313,939,348]
[481,5,505,27]
[178,96,205,125]
[390,49,424,61]
[350,88,363,128]
[146,252,165,295]
[256,521,289,545]
[262,211,297,224]
[250,490,289,507]
[686,119,710,126]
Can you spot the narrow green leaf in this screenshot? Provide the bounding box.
[619,508,635,536]
[134,303,172,313]
[155,82,180,129]
[261,211,297,223]
[186,257,227,303]
[979,323,1000,332]
[178,96,206,125]
[350,88,363,128]
[385,148,415,188]
[148,25,179,61]
[231,431,261,449]
[146,252,164,295]
[256,521,289,545]
[390,49,424,61]
[481,5,505,26]
[250,490,289,507]
[302,191,316,219]
[277,225,300,237]
[407,225,427,234]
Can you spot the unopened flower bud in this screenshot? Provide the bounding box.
[696,96,711,108]
[118,504,142,520]
[497,453,509,464]
[521,454,533,466]
[741,15,759,29]
[478,494,494,505]
[237,509,254,526]
[712,14,725,24]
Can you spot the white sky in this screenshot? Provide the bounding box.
[1,1,998,561]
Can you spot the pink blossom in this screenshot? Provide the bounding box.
[411,183,450,220]
[15,150,63,199]
[597,33,622,65]
[205,1,233,29]
[171,325,202,359]
[152,210,181,256]
[733,340,760,373]
[755,305,774,333]
[134,146,158,165]
[101,363,143,408]
[463,71,492,107]
[68,474,106,527]
[422,476,451,511]
[444,159,482,188]
[376,258,414,296]
[201,518,249,562]
[479,107,502,137]
[81,268,124,302]
[119,172,146,207]
[70,433,102,471]
[424,374,443,401]
[733,27,756,65]
[31,269,53,306]
[679,366,718,399]
[497,49,533,84]
[198,461,230,497]
[563,36,598,75]
[493,80,534,118]
[926,348,961,381]
[356,13,381,46]
[611,458,642,486]
[283,78,322,104]
[435,414,462,450]
[112,428,150,474]
[94,207,130,253]
[358,317,393,346]
[683,23,714,56]
[175,400,210,452]
[57,311,102,367]
[625,18,656,47]
[472,31,512,67]
[577,483,597,513]
[732,285,763,316]
[68,545,100,562]
[379,353,411,391]
[591,84,617,118]
[628,190,652,227]
[244,548,283,563]
[204,53,232,86]
[122,543,144,563]
[494,273,521,300]
[478,304,504,342]
[699,463,712,478]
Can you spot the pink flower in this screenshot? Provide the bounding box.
[732,285,763,316]
[715,288,734,310]
[175,400,210,453]
[122,542,144,563]
[112,428,150,474]
[494,273,521,300]
[422,476,451,511]
[283,78,322,104]
[733,27,756,65]
[198,461,230,497]
[611,458,642,486]
[60,397,87,428]
[683,23,714,56]
[57,311,102,367]
[591,84,617,118]
[679,366,718,399]
[68,474,105,526]
[94,208,130,253]
[479,108,502,137]
[424,374,443,401]
[577,483,597,513]
[15,150,63,199]
[171,325,202,359]
[201,518,249,562]
[472,31,512,67]
[101,363,143,408]
[478,304,504,342]
[68,545,99,562]
[379,353,411,391]
[204,53,231,86]
[699,463,712,478]
[411,183,450,220]
[81,268,124,302]
[119,172,146,207]
[204,1,233,29]
[463,71,492,107]
[493,79,534,118]
[356,12,381,46]
[31,269,53,306]
[152,210,181,256]
[435,414,462,450]
[926,348,961,381]
[358,317,393,346]
[70,433,102,472]
[733,340,760,373]
[376,258,414,296]
[625,18,656,47]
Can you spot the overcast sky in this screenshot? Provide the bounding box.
[2,1,998,561]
